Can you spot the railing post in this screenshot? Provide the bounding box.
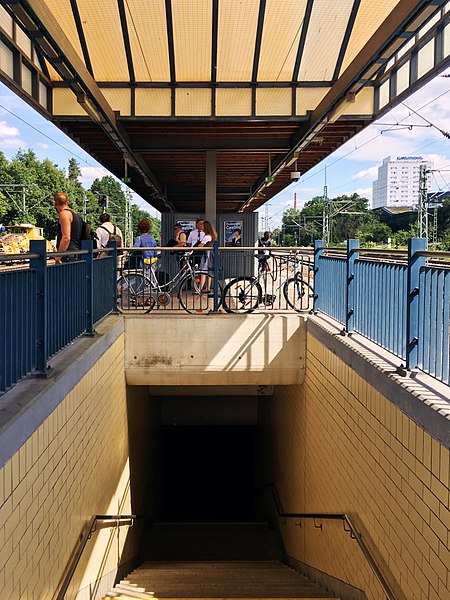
[406,237,427,371]
[107,241,119,314]
[211,240,220,313]
[81,240,95,335]
[346,239,359,334]
[29,240,48,375]
[313,239,323,314]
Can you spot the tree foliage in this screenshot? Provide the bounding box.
[0,151,160,242]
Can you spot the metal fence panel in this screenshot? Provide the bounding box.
[0,268,37,394]
[354,261,407,360]
[47,261,87,359]
[418,266,450,385]
[317,256,346,324]
[93,256,114,323]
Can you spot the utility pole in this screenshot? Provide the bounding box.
[83,191,87,219]
[322,165,331,246]
[417,164,428,238]
[124,186,133,247]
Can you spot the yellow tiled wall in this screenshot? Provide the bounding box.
[0,335,156,600]
[260,333,450,600]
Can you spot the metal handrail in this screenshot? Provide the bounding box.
[266,484,402,600]
[55,514,135,600]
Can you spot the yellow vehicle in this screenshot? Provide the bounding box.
[0,224,55,254]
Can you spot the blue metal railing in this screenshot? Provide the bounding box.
[0,240,116,394]
[354,260,408,360]
[0,267,37,392]
[418,265,450,384]
[314,238,450,386]
[93,255,115,324]
[47,261,87,359]
[317,256,346,324]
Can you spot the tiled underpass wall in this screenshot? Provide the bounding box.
[259,321,450,600]
[0,324,160,600]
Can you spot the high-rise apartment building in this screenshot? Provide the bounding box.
[372,155,432,209]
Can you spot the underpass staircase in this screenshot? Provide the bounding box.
[102,523,339,600]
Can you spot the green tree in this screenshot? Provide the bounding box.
[68,158,82,187]
[90,176,126,230]
[130,205,160,240]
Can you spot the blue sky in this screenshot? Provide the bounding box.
[0,66,449,229]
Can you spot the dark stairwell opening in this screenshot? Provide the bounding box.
[161,425,256,522]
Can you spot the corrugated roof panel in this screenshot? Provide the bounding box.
[396,61,410,95]
[43,0,84,64]
[45,60,62,81]
[340,0,400,75]
[337,87,373,116]
[136,88,171,116]
[299,0,355,81]
[77,0,129,80]
[417,38,434,79]
[217,0,259,81]
[216,89,252,116]
[102,88,131,116]
[172,0,212,81]
[258,0,308,81]
[444,22,450,58]
[0,5,13,37]
[296,87,329,115]
[125,0,170,81]
[256,88,291,115]
[176,88,211,116]
[53,88,85,116]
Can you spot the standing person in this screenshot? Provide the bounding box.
[173,222,187,247]
[133,219,158,269]
[197,220,217,295]
[187,218,205,247]
[170,222,187,268]
[258,231,271,272]
[54,191,82,263]
[95,213,123,249]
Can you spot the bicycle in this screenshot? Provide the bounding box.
[117,250,223,314]
[222,251,314,313]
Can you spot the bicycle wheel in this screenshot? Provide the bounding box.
[283,274,314,312]
[117,272,154,313]
[178,272,223,314]
[222,276,262,313]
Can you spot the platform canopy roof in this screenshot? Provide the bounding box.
[2,0,448,212]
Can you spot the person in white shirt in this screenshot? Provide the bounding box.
[187,218,205,247]
[95,213,123,249]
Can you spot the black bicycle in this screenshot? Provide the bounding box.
[222,252,313,313]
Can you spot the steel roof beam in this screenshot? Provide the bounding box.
[69,0,93,76]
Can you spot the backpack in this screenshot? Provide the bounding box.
[99,225,122,248]
[80,220,97,242]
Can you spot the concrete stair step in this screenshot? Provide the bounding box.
[117,561,337,598]
[103,580,155,598]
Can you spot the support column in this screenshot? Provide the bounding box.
[205,150,217,225]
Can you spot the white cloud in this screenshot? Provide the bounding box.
[80,165,110,186]
[37,142,49,149]
[0,120,20,137]
[0,138,25,149]
[353,166,378,180]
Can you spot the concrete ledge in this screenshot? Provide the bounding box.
[125,314,306,387]
[0,316,124,468]
[308,315,450,450]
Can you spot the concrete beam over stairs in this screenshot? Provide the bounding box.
[125,314,306,386]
